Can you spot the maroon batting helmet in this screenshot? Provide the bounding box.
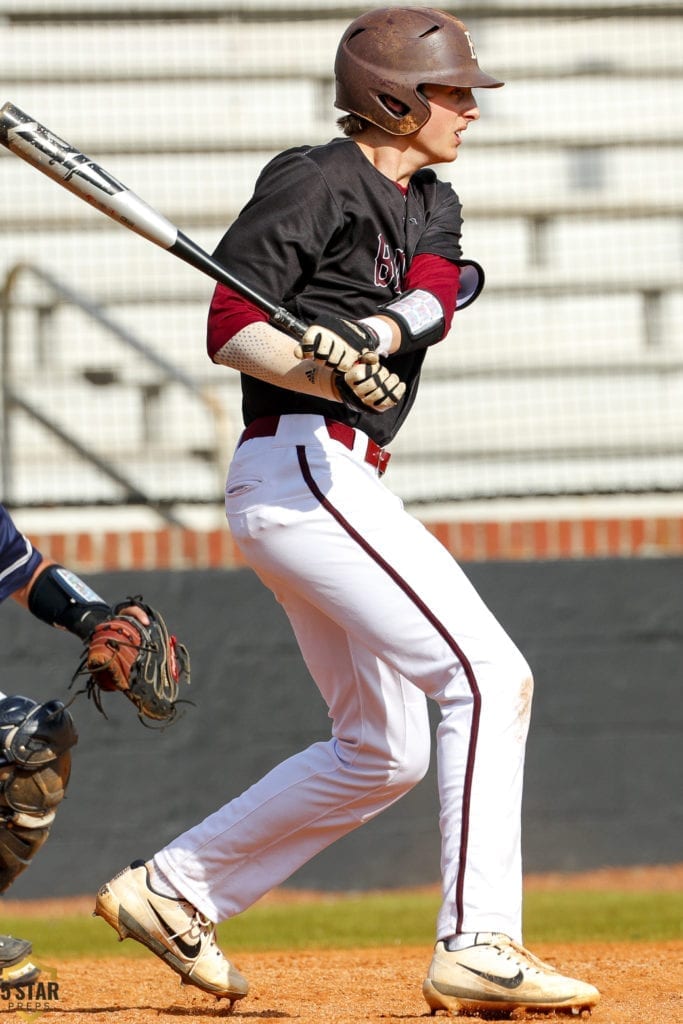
[334,7,503,135]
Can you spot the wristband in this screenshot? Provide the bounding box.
[358,316,394,357]
[378,288,445,352]
[28,564,111,640]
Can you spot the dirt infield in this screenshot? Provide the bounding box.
[6,942,682,1023]
[2,866,681,1024]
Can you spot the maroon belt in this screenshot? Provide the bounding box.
[238,415,391,476]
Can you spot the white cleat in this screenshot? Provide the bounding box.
[423,933,600,1018]
[94,859,248,1004]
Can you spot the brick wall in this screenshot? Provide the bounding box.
[24,512,683,573]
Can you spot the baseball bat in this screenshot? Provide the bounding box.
[0,101,308,339]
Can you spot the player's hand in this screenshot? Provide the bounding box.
[118,603,150,626]
[338,352,406,413]
[295,313,379,373]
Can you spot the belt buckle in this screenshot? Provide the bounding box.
[365,439,391,476]
[377,449,391,476]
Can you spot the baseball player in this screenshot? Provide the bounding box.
[0,502,187,987]
[95,8,600,1017]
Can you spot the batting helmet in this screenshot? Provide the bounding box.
[334,7,503,136]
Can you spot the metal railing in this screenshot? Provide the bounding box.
[0,262,230,526]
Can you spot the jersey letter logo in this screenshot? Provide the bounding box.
[374,234,406,291]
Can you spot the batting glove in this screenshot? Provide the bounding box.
[337,352,406,413]
[295,314,379,373]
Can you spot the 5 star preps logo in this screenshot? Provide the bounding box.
[0,965,60,1021]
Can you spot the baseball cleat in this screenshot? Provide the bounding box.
[94,859,248,1004]
[422,933,600,1017]
[0,935,40,987]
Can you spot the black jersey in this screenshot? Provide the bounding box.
[212,137,464,446]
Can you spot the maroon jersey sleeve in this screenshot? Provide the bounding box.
[207,286,268,362]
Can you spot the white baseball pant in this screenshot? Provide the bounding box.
[155,413,533,942]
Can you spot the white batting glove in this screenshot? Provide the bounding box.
[295,313,379,373]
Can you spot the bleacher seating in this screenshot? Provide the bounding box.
[1,1,682,515]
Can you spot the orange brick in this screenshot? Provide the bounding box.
[579,519,598,558]
[603,518,622,556]
[652,517,670,552]
[504,520,526,560]
[206,529,225,566]
[182,529,199,564]
[231,535,249,567]
[442,521,459,557]
[446,521,461,559]
[102,532,120,570]
[75,532,94,567]
[155,529,171,568]
[674,518,683,553]
[556,520,575,558]
[658,517,683,553]
[531,520,549,559]
[427,521,451,550]
[129,531,147,569]
[483,521,501,560]
[456,522,477,562]
[543,519,561,559]
[49,533,67,564]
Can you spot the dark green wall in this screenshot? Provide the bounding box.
[2,559,681,899]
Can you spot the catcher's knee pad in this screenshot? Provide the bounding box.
[0,696,77,892]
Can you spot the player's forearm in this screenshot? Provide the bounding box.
[10,556,56,610]
[212,321,342,402]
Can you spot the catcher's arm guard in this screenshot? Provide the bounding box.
[72,597,191,728]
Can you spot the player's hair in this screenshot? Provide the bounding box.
[336,113,371,137]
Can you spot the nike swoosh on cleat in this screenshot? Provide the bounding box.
[150,905,202,960]
[462,965,525,989]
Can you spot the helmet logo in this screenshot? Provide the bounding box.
[464,30,477,60]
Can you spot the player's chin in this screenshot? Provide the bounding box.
[441,141,460,162]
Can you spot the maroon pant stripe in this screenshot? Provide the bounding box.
[297,446,481,933]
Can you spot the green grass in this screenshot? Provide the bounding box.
[5,888,681,960]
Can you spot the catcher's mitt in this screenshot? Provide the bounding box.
[73,598,191,728]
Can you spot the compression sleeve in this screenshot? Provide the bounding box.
[212,320,341,402]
